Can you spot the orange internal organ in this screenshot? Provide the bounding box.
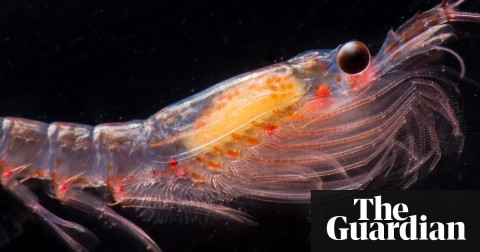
[183,72,304,150]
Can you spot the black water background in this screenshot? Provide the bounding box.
[1,0,480,251]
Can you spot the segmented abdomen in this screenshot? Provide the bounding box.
[0,119,101,193]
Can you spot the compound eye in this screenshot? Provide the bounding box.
[337,41,370,74]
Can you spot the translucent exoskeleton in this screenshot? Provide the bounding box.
[1,1,479,251]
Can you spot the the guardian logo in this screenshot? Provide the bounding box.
[326,196,466,241]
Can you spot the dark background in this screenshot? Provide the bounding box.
[0,0,479,251]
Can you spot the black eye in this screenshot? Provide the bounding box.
[337,41,370,74]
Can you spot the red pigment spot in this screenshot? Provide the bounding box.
[440,0,448,8]
[315,84,330,98]
[117,186,125,194]
[3,171,12,178]
[175,170,185,179]
[266,124,277,135]
[168,159,178,167]
[59,183,68,191]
